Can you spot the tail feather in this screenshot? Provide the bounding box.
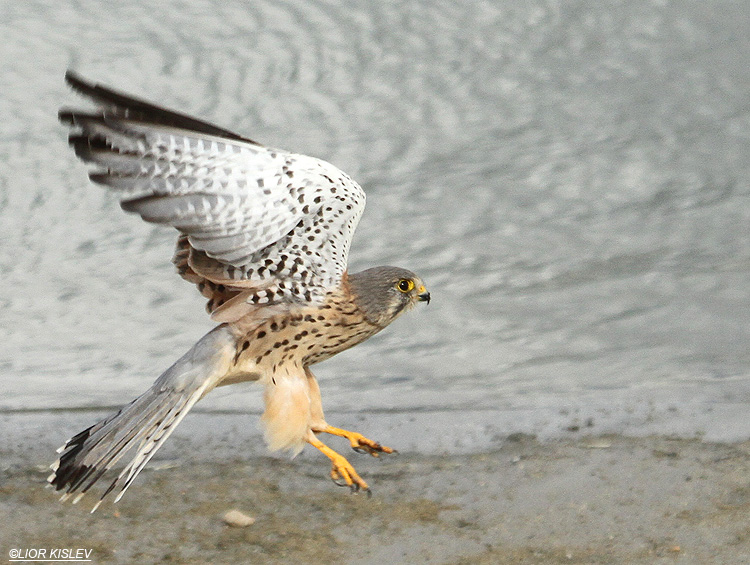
[113,389,202,501]
[64,398,179,501]
[49,325,236,510]
[53,389,174,494]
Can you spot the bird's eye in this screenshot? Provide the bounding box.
[396,279,414,293]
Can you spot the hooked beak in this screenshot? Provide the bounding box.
[417,286,431,304]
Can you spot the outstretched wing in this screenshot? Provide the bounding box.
[61,71,365,313]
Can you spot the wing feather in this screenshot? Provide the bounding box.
[64,70,259,144]
[61,72,365,304]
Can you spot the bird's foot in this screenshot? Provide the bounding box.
[329,455,372,496]
[307,432,371,495]
[319,425,396,457]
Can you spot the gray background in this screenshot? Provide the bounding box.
[1,0,748,449]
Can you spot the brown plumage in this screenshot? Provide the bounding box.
[49,71,430,511]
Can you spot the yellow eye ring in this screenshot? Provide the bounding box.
[396,279,415,293]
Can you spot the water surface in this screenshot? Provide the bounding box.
[1,0,748,448]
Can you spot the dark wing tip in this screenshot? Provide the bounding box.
[61,69,262,146]
[64,69,92,95]
[58,109,75,125]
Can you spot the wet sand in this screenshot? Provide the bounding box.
[1,413,749,564]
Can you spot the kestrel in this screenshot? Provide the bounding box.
[49,71,430,511]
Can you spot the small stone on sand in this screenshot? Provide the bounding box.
[222,509,256,527]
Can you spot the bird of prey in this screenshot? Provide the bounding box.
[49,71,430,511]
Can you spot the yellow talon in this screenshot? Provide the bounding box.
[307,433,371,493]
[319,425,395,456]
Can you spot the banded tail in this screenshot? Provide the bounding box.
[48,325,236,512]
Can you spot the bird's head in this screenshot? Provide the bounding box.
[348,266,430,328]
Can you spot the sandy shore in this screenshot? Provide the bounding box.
[1,413,749,564]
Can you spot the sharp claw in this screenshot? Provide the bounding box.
[330,469,350,488]
[351,441,395,458]
[317,437,375,494]
[349,483,373,497]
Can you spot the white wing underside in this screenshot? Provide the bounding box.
[62,75,365,314]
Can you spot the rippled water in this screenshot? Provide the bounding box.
[1,0,748,446]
